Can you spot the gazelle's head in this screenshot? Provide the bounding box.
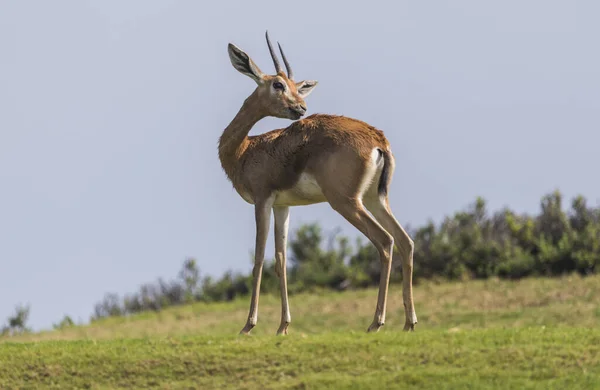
[228,31,318,120]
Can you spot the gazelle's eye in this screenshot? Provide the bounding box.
[273,82,284,90]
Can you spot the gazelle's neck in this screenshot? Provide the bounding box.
[218,90,266,182]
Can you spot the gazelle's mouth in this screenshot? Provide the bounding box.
[289,107,306,119]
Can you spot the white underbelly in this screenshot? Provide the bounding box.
[274,173,327,206]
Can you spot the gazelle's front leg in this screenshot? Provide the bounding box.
[240,196,274,335]
[273,206,291,335]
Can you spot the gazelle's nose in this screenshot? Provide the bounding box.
[298,103,307,113]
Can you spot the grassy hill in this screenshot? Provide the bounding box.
[2,274,600,389]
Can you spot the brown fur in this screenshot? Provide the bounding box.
[219,111,391,204]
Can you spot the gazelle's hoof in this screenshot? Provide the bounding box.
[239,322,255,335]
[276,322,290,336]
[403,320,417,332]
[367,321,384,333]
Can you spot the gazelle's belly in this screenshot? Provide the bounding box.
[235,173,326,206]
[274,173,327,206]
[238,188,255,205]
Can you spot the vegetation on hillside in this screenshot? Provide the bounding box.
[90,190,600,321]
[2,190,598,331]
[5,272,599,342]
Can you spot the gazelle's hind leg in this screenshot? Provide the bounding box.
[314,150,395,332]
[364,195,417,331]
[327,197,395,332]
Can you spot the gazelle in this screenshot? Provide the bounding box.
[219,31,417,335]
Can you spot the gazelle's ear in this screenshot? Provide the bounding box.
[228,43,265,84]
[296,80,318,98]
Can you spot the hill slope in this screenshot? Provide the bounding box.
[2,274,600,389]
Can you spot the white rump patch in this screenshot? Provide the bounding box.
[360,148,386,199]
[371,148,383,166]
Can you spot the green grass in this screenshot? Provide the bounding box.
[2,274,600,389]
[2,329,599,389]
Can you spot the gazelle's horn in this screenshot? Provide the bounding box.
[265,31,282,74]
[277,42,293,80]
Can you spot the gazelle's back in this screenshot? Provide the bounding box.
[250,113,390,161]
[244,114,392,207]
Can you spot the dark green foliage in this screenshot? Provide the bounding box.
[1,304,31,336]
[91,190,600,320]
[92,258,204,321]
[201,271,250,303]
[52,315,75,330]
[288,224,353,292]
[409,191,599,280]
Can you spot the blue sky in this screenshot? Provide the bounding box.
[1,0,598,330]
